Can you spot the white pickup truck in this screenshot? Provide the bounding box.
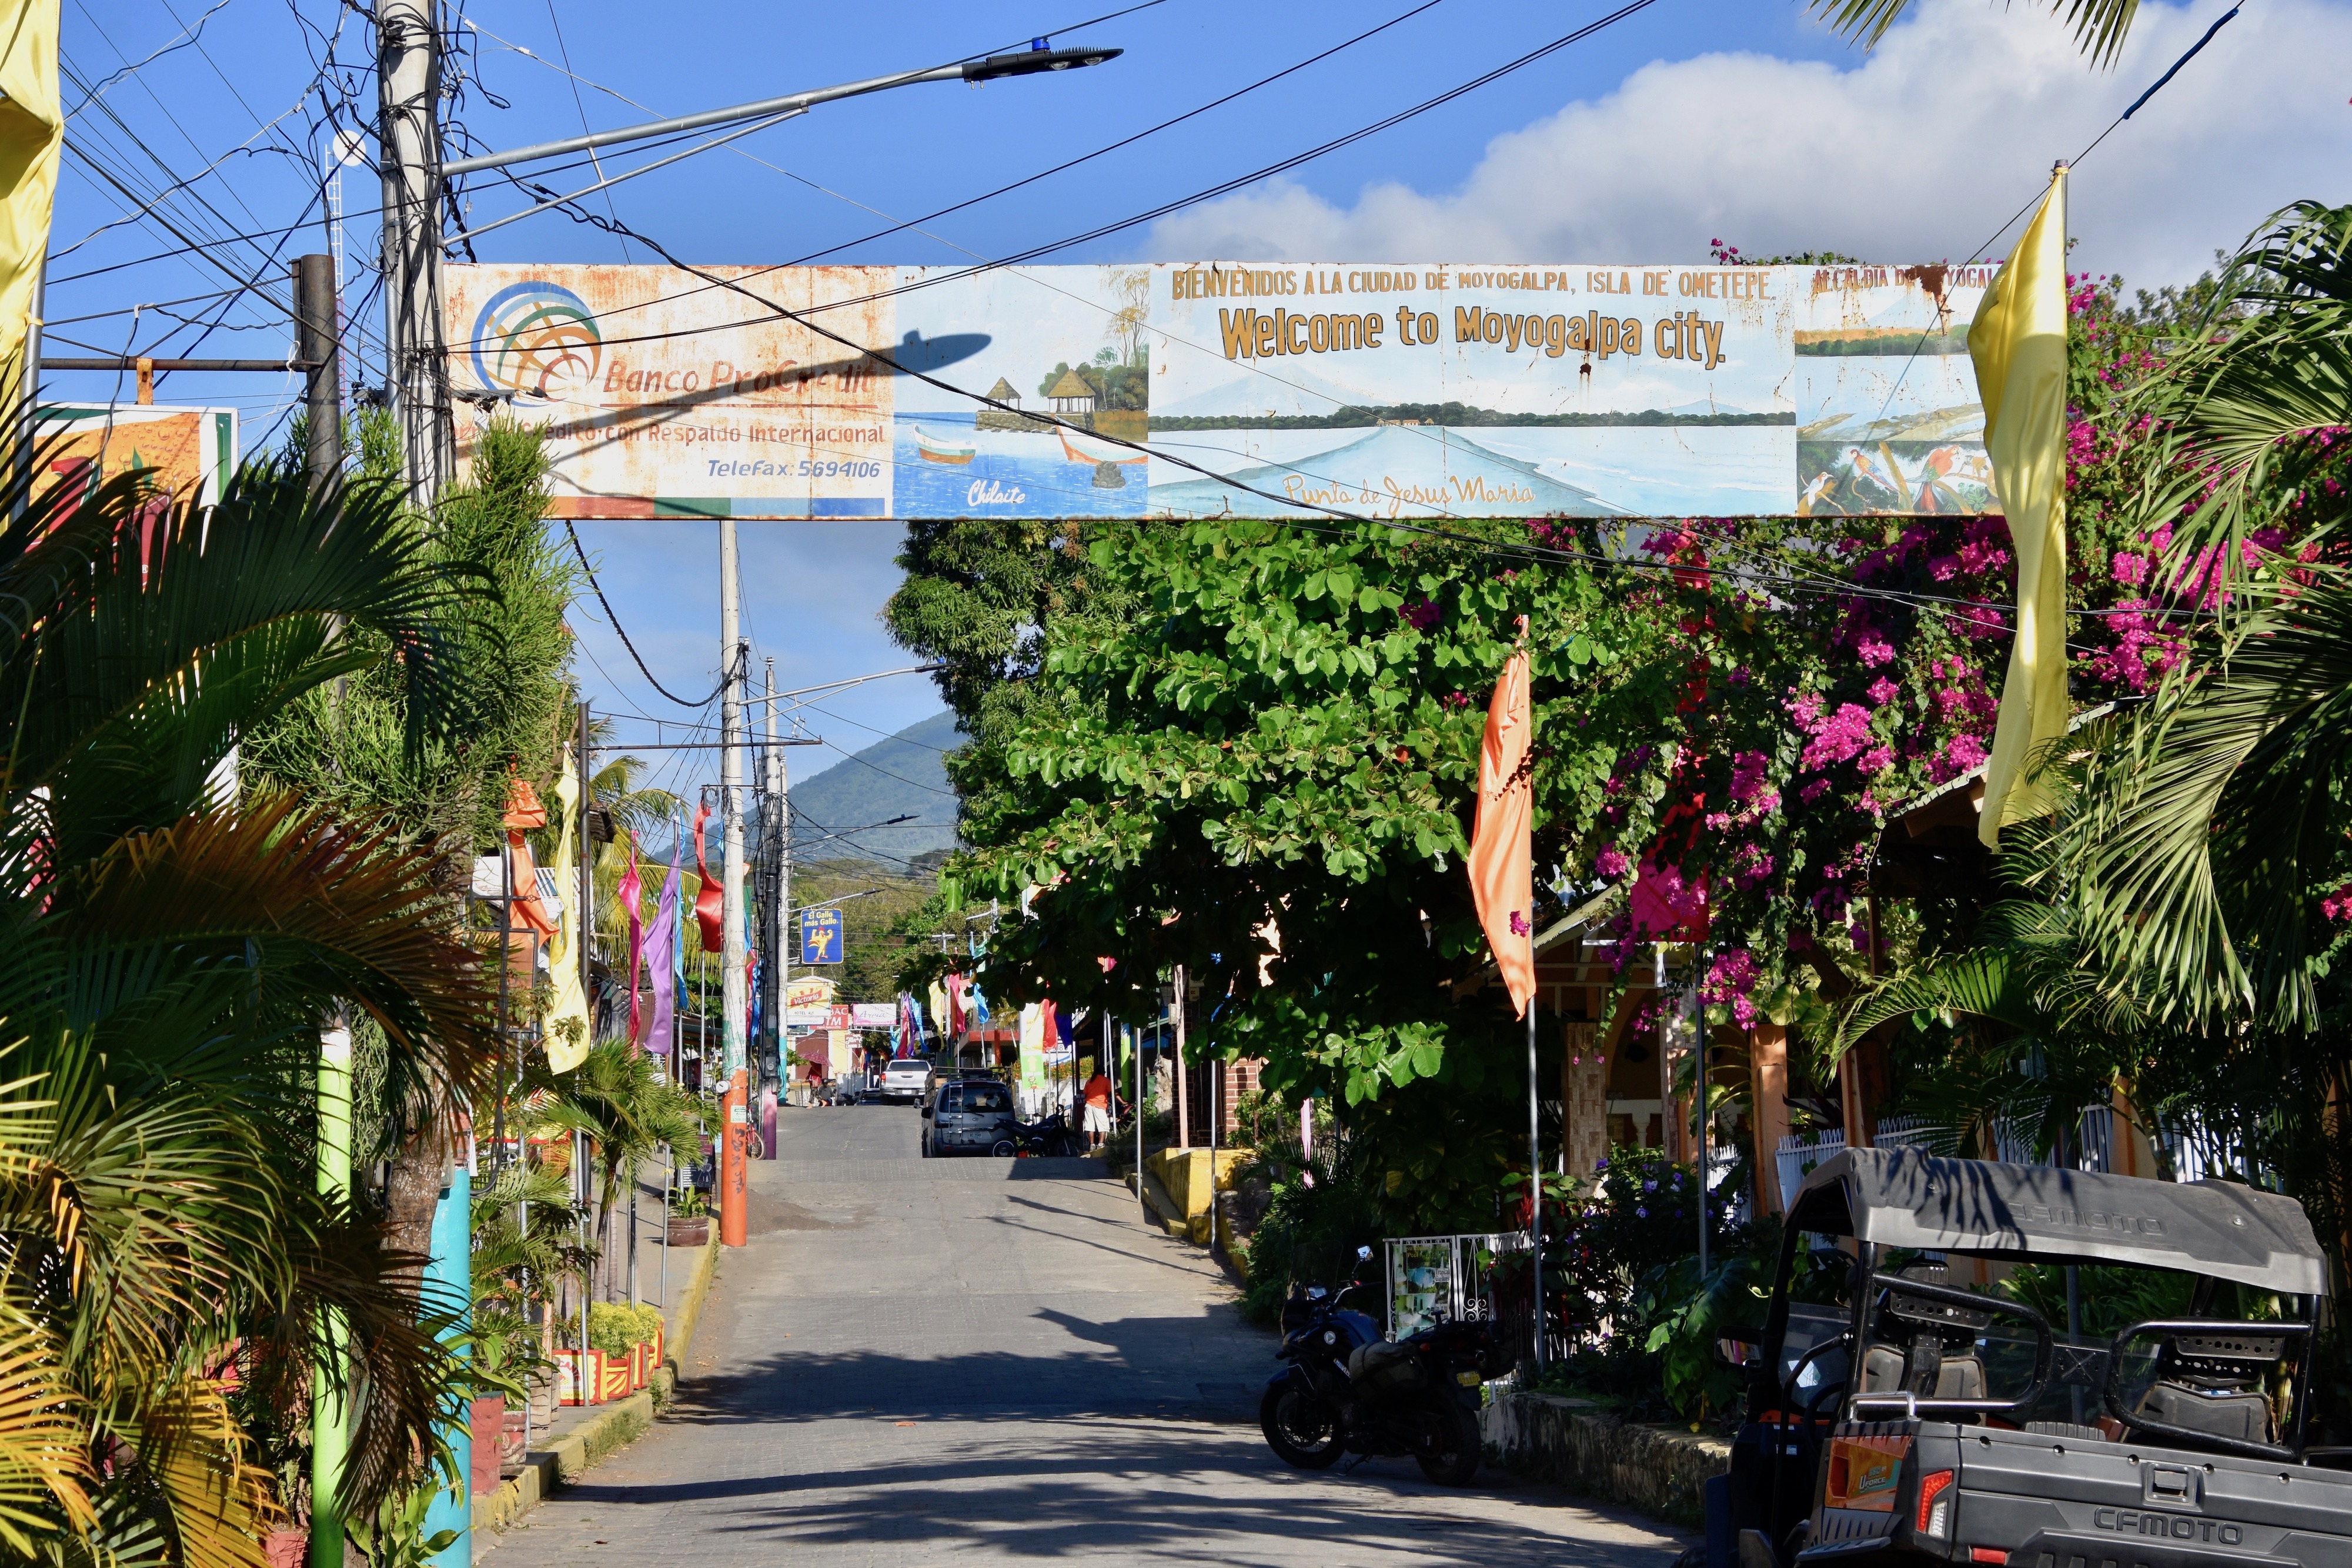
[877,1057,933,1104]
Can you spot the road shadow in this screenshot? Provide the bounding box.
[539,1410,1679,1564]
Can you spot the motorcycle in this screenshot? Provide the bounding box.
[1258,1245,1505,1487]
[1011,1111,1080,1157]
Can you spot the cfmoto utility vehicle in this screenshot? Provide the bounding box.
[1702,1148,2341,1568]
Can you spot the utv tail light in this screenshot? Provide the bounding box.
[1916,1469,1955,1538]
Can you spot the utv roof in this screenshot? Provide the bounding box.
[1788,1147,2328,1296]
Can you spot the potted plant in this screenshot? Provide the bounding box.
[667,1183,710,1248]
[588,1302,663,1395]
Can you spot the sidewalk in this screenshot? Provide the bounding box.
[472,1162,720,1556]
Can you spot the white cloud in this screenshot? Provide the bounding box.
[1147,0,2352,288]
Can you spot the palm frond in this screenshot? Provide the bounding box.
[1809,0,2139,63]
[2,457,484,858]
[2126,202,2352,620]
[2059,584,2352,1026]
[0,1308,96,1556]
[56,791,499,1113]
[121,1377,278,1568]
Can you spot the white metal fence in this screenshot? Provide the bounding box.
[1773,1106,2141,1211]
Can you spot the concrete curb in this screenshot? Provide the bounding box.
[1122,1167,1190,1238]
[472,1235,721,1552]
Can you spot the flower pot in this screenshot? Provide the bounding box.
[553,1348,603,1406]
[597,1350,633,1403]
[264,1530,306,1568]
[469,1396,505,1496]
[666,1217,709,1247]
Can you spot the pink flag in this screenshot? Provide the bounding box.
[644,848,680,1054]
[619,834,645,1045]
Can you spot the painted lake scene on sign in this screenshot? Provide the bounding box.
[891,413,1150,518]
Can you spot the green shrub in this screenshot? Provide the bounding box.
[587,1301,663,1358]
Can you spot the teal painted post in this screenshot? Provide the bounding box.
[423,1150,472,1566]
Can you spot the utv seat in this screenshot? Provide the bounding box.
[1862,1346,1987,1402]
[2134,1380,2273,1445]
[2126,1329,2283,1449]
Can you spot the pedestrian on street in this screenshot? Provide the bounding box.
[1081,1065,1115,1152]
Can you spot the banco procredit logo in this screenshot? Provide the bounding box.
[471,280,601,404]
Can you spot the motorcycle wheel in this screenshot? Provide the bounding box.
[1414,1396,1481,1486]
[1258,1383,1344,1470]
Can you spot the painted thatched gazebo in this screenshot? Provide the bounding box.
[1045,366,1097,416]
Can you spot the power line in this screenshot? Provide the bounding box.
[562,518,733,708]
[746,0,1450,268]
[1866,0,2245,428]
[444,0,1664,355]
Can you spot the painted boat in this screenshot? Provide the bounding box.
[1058,426,1145,465]
[915,426,976,465]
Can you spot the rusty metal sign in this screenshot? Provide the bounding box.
[443,261,1993,519]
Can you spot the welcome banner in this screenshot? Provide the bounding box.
[444,260,1996,521]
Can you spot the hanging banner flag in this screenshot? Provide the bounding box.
[446,260,1997,521]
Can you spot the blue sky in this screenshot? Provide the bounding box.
[52,0,2352,791]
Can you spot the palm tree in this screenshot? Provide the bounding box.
[2059,203,2352,1029]
[524,1040,702,1301]
[1810,0,2141,63]
[0,453,507,1565]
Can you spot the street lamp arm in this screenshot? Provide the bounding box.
[744,664,947,707]
[440,46,1120,178]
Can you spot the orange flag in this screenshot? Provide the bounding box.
[1469,617,1535,1017]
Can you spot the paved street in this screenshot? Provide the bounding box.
[483,1106,1683,1566]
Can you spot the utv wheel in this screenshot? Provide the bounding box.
[1259,1384,1344,1469]
[1414,1397,1481,1486]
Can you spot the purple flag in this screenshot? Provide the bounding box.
[643,847,681,1054]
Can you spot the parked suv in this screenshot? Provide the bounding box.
[920,1078,1017,1158]
[877,1058,932,1104]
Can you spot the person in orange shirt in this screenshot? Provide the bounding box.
[1081,1066,1115,1151]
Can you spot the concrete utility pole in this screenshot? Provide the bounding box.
[719,520,749,1244]
[376,0,452,500]
[762,658,788,1096]
[293,255,342,487]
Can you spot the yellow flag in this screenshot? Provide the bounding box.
[1969,165,2070,848]
[0,0,60,409]
[545,746,591,1072]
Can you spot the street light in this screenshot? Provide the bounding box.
[440,39,1122,176]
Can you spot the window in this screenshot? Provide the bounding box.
[961,1085,1011,1114]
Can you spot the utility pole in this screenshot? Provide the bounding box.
[376,0,452,500]
[719,520,749,1245]
[580,698,594,1039]
[762,658,787,1101]
[293,255,342,487]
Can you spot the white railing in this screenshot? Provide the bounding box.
[1773,1109,2119,1211]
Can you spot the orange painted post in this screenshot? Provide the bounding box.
[721,1068,749,1246]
